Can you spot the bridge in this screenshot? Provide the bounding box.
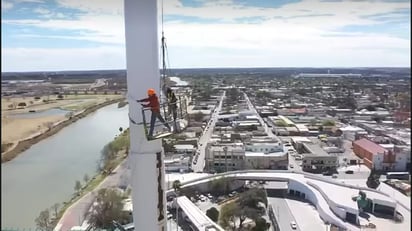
[166,170,410,231]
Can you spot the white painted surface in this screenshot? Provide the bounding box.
[285,198,327,231]
[124,0,165,230]
[172,170,409,231]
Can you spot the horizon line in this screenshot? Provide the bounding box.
[2,66,411,74]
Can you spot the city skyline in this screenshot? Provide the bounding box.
[1,0,411,72]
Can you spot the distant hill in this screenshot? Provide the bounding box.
[1,67,410,80]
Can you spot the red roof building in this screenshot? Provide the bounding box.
[353,138,396,170]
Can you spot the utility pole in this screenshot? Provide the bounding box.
[124,0,166,230]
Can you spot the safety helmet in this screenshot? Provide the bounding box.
[147,88,156,96]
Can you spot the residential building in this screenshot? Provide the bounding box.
[245,151,288,170]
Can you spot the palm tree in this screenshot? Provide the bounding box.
[172,180,181,194]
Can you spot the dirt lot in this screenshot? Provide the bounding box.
[1,94,123,145]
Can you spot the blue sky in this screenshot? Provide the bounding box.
[1,0,410,72]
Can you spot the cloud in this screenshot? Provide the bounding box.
[1,0,410,71]
[2,46,125,71]
[33,7,50,15]
[2,0,13,10]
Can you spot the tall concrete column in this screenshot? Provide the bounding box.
[124,0,166,230]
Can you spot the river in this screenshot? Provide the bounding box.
[1,103,130,229]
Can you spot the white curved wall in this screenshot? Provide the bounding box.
[166,170,409,231]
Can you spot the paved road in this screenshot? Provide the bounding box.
[191,91,226,173]
[56,159,129,231]
[243,92,276,139]
[268,197,301,231]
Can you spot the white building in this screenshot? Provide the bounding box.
[205,143,245,172]
[338,125,367,141]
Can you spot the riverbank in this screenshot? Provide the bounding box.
[1,97,125,163]
[53,130,130,230]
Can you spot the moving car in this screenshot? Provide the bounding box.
[290,221,297,229]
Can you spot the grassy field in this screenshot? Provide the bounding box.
[1,94,124,146]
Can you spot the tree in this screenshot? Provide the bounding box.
[51,203,60,219]
[35,208,52,231]
[275,120,288,127]
[88,188,128,229]
[172,180,182,192]
[172,180,181,193]
[310,119,317,126]
[252,217,270,231]
[18,102,27,107]
[74,180,82,193]
[209,177,230,196]
[219,201,238,230]
[206,207,220,222]
[193,112,204,122]
[119,127,123,133]
[65,112,74,119]
[162,140,176,153]
[238,188,268,210]
[366,168,380,189]
[83,174,90,184]
[322,120,335,126]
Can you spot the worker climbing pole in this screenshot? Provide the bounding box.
[128,0,188,141]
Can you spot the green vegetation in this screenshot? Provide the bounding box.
[37,129,130,229]
[74,180,82,194]
[83,174,90,184]
[88,188,130,229]
[172,180,181,193]
[322,120,336,126]
[35,209,53,231]
[366,169,381,189]
[193,112,205,122]
[206,207,219,222]
[209,177,231,196]
[256,91,272,99]
[252,217,270,231]
[100,129,130,174]
[219,188,268,230]
[275,120,288,127]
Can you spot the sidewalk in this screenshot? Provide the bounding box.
[55,159,128,231]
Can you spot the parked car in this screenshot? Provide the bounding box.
[332,175,338,178]
[322,171,333,176]
[345,170,354,174]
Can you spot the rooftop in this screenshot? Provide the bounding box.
[353,138,387,154]
[245,151,287,157]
